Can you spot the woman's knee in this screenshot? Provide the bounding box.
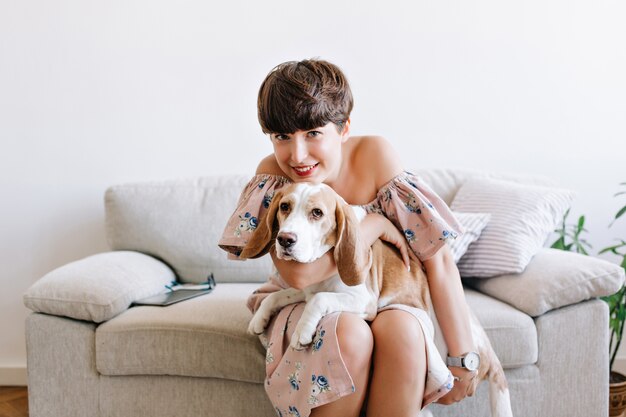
[335,313,373,369]
[371,310,424,346]
[370,310,427,378]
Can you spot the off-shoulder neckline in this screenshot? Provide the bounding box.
[251,170,420,207]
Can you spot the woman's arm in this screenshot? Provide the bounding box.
[271,249,337,289]
[423,245,476,403]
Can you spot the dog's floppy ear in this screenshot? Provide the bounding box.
[239,190,283,259]
[333,198,371,286]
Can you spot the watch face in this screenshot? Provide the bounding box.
[464,352,480,371]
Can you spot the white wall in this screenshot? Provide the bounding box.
[1,0,625,384]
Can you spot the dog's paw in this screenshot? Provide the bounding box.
[289,338,306,351]
[247,313,270,335]
[290,324,315,350]
[289,334,312,351]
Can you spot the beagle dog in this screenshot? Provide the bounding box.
[239,182,512,417]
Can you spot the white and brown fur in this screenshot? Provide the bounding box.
[240,182,512,417]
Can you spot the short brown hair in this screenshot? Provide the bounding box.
[257,59,354,134]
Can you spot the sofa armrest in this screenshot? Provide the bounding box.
[24,251,176,323]
[464,248,625,317]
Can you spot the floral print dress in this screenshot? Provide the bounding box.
[219,172,463,417]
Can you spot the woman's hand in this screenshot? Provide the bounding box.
[360,213,412,270]
[437,367,477,405]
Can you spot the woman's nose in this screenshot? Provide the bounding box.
[290,138,308,163]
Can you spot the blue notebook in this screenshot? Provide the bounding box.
[132,274,216,307]
[132,288,213,306]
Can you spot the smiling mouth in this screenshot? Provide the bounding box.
[293,163,319,176]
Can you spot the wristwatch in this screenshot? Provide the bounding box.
[447,352,480,372]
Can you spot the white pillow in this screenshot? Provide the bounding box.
[464,248,625,316]
[447,212,491,263]
[450,177,574,278]
[24,251,176,323]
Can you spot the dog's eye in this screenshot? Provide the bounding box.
[311,208,323,219]
[280,202,290,212]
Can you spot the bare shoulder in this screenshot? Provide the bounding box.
[350,135,404,189]
[256,154,287,176]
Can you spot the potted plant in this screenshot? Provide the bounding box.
[552,183,626,416]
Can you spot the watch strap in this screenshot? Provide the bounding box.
[446,355,464,368]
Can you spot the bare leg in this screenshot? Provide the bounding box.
[310,313,373,417]
[366,309,427,417]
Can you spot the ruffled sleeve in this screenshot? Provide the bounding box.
[218,174,291,259]
[371,171,464,261]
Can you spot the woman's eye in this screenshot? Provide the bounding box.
[273,134,290,141]
[311,208,323,218]
[280,202,290,212]
[307,131,322,138]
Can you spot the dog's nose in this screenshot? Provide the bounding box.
[277,232,297,248]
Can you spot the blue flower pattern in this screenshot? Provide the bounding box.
[312,329,325,353]
[235,212,258,237]
[263,192,274,208]
[404,192,423,214]
[309,374,332,405]
[288,372,301,391]
[287,361,304,392]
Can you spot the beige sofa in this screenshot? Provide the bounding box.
[24,169,625,417]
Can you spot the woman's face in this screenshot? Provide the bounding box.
[269,121,350,184]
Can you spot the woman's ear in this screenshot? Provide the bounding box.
[333,197,371,286]
[340,118,351,142]
[239,191,283,259]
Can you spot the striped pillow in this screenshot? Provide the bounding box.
[448,212,491,263]
[450,177,574,278]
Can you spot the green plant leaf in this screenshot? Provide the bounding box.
[577,215,586,231]
[599,246,617,254]
[601,241,626,255]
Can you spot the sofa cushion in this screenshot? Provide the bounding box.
[96,284,537,382]
[96,283,266,383]
[465,248,625,317]
[465,288,538,368]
